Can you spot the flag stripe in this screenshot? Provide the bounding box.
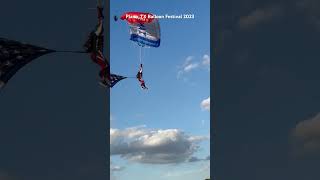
[0,38,54,88]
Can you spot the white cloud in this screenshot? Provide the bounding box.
[110,126,209,164]
[110,162,124,180]
[202,54,210,66]
[184,63,199,72]
[184,56,194,65]
[187,155,210,162]
[200,97,210,111]
[292,112,320,154]
[177,54,210,79]
[177,56,196,79]
[163,161,210,178]
[110,163,124,172]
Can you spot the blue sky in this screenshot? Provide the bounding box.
[110,0,210,179]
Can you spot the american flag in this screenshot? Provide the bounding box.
[0,38,54,89]
[108,74,127,88]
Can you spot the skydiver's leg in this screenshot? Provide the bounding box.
[95,22,104,36]
[99,67,110,87]
[90,51,107,69]
[99,69,105,78]
[142,85,147,89]
[99,66,110,79]
[96,56,106,68]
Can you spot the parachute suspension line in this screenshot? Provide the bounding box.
[139,46,142,64]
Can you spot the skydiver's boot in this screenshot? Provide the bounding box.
[143,85,148,90]
[140,81,148,90]
[99,81,107,88]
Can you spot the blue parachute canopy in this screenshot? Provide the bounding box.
[128,19,161,48]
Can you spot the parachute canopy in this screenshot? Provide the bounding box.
[120,12,156,24]
[120,12,161,48]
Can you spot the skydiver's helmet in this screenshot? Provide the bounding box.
[114,15,118,21]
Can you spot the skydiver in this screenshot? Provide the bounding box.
[136,64,148,89]
[136,63,143,79]
[83,4,110,87]
[84,33,109,87]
